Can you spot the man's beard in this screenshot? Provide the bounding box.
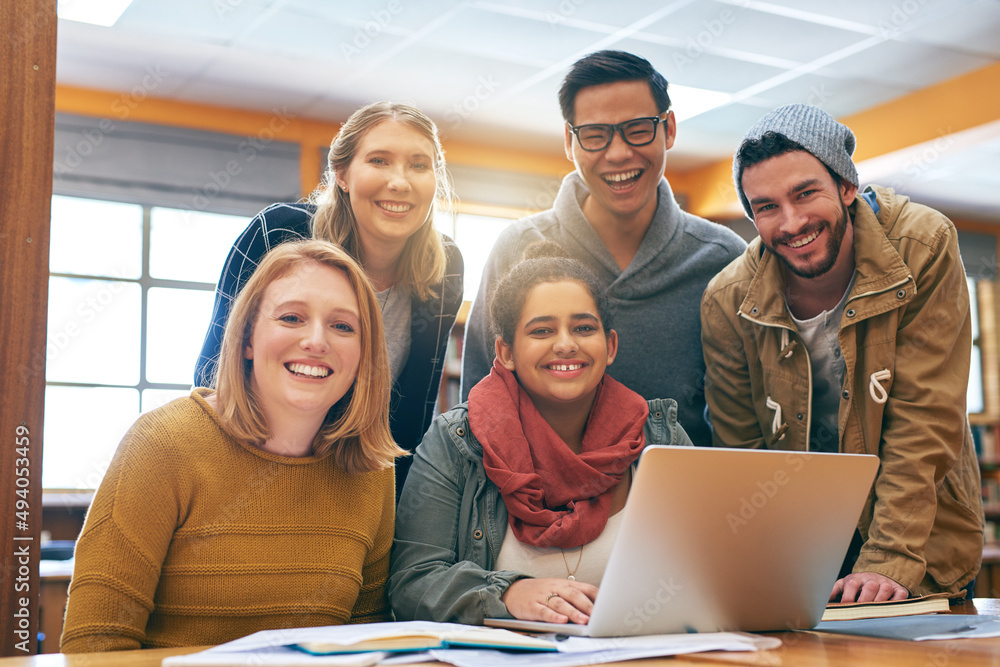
[767,202,850,280]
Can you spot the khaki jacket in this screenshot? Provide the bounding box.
[701,185,983,596]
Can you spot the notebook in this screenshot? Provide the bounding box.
[486,446,879,637]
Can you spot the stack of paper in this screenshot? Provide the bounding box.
[162,621,780,667]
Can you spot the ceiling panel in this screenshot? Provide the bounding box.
[116,0,273,42]
[903,0,1000,57]
[752,72,912,118]
[172,74,326,115]
[824,39,992,88]
[624,44,790,93]
[56,24,214,98]
[751,0,975,24]
[238,8,359,61]
[196,50,352,107]
[476,0,694,28]
[644,2,868,64]
[416,6,598,67]
[283,0,466,31]
[673,102,781,165]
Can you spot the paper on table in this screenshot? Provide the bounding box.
[423,632,781,667]
[162,623,780,667]
[811,614,1000,641]
[162,645,386,666]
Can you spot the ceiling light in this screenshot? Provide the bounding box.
[58,0,134,27]
[670,85,731,123]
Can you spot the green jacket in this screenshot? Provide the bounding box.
[389,398,692,624]
[701,185,983,596]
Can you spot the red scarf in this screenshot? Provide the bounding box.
[468,360,648,549]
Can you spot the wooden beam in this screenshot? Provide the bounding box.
[1,0,56,656]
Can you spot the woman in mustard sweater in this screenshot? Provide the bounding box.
[61,240,404,652]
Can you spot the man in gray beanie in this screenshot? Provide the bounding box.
[701,104,983,604]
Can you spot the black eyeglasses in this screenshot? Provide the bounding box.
[568,114,668,152]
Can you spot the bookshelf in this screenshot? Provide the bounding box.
[438,302,470,414]
[973,279,1000,597]
[974,280,1000,535]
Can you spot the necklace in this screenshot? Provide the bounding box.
[376,285,392,313]
[561,546,583,580]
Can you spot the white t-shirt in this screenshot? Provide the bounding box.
[376,284,411,383]
[494,510,624,587]
[788,275,854,453]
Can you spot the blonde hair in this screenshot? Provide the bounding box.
[309,101,453,301]
[214,239,404,474]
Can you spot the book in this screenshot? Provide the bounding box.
[294,625,557,654]
[821,592,951,622]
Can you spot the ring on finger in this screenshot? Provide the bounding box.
[545,593,560,606]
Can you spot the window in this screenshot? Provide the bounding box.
[436,211,516,300]
[969,278,985,414]
[44,196,247,489]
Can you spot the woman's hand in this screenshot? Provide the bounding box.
[501,578,598,624]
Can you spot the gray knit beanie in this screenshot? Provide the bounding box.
[733,103,859,219]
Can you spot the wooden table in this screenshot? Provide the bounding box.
[3,599,999,666]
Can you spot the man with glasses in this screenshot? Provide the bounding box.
[701,104,983,602]
[460,50,745,447]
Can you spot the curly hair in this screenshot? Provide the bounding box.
[489,240,612,345]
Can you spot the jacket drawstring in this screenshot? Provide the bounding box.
[765,396,786,441]
[778,328,797,360]
[869,369,892,404]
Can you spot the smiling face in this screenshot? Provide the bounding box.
[742,150,857,280]
[244,261,362,428]
[564,79,673,231]
[335,119,438,254]
[496,279,618,419]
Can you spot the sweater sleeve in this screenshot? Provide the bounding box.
[348,468,395,624]
[61,417,186,652]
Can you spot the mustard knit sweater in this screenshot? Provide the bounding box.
[61,389,395,653]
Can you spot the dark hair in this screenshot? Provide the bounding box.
[558,50,670,124]
[735,132,843,213]
[489,241,612,345]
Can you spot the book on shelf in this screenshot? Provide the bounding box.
[974,423,999,463]
[821,592,951,622]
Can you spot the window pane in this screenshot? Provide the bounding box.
[42,386,139,489]
[969,345,984,414]
[454,214,514,299]
[46,277,141,385]
[146,287,216,384]
[49,195,142,278]
[969,279,979,340]
[149,207,248,283]
[142,388,192,414]
[434,207,456,239]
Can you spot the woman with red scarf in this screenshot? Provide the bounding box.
[389,243,693,625]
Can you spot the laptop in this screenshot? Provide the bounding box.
[485,446,879,637]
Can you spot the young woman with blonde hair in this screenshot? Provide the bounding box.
[195,102,463,490]
[63,240,403,652]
